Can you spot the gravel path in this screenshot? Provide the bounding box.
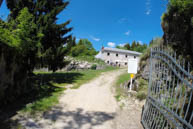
[19,69,143,129]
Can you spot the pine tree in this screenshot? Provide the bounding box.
[5,0,72,72]
[0,0,3,7]
[66,36,76,53]
[131,41,137,50]
[124,43,131,50]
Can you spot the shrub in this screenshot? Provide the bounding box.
[136,78,148,101]
[136,91,147,101]
[91,64,97,70]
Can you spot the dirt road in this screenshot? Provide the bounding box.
[19,69,143,129]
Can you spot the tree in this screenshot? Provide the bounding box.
[162,0,193,64]
[124,43,131,50]
[0,0,2,7]
[66,36,76,54]
[78,39,94,50]
[3,0,72,71]
[131,41,137,51]
[70,39,97,57]
[0,8,42,73]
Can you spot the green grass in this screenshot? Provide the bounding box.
[136,78,148,101]
[114,71,130,101]
[22,66,117,114]
[22,87,65,114]
[116,72,130,86]
[71,55,106,65]
[71,66,118,89]
[114,72,148,101]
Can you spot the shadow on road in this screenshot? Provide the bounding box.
[21,106,116,129]
[0,72,84,129]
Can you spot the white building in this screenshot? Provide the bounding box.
[95,47,142,67]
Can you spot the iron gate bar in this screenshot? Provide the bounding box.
[152,50,193,79]
[149,96,193,129]
[142,47,193,129]
[148,98,184,129]
[152,55,193,90]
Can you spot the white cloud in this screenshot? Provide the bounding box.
[125,30,131,36]
[138,41,143,44]
[107,42,116,48]
[90,35,100,42]
[76,38,80,42]
[118,43,126,47]
[118,18,128,24]
[146,9,151,15]
[145,0,152,15]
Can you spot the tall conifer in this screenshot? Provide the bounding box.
[4,0,72,71]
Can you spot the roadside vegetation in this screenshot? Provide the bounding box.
[116,40,148,53]
[21,66,118,114]
[114,71,130,101]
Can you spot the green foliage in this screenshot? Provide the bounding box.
[124,43,131,50]
[91,64,97,70]
[22,67,117,114]
[136,92,147,101]
[139,37,163,69]
[0,8,42,72]
[66,36,76,54]
[116,72,130,86]
[70,39,97,57]
[4,0,72,72]
[0,0,72,106]
[115,41,148,53]
[114,71,130,101]
[22,87,65,114]
[162,0,193,65]
[136,78,148,101]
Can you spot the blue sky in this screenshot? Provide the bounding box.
[0,0,167,51]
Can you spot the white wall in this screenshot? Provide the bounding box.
[100,51,140,67]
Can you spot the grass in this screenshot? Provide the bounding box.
[22,66,117,114]
[114,71,130,101]
[22,88,65,114]
[71,55,106,65]
[114,71,148,101]
[71,66,117,89]
[136,78,148,101]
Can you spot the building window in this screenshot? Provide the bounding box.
[107,53,110,56]
[116,53,118,57]
[134,56,136,59]
[125,55,128,58]
[125,62,127,65]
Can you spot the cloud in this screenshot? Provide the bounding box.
[146,9,151,15]
[107,42,116,48]
[118,18,128,23]
[125,30,131,36]
[145,0,152,15]
[76,38,80,42]
[90,35,100,42]
[118,43,126,47]
[138,41,143,44]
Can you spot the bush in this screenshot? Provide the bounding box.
[136,78,148,101]
[91,64,97,70]
[136,91,147,101]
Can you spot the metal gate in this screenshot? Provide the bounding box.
[141,47,193,129]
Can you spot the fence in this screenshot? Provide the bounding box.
[141,46,193,129]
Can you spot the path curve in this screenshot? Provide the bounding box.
[19,69,143,129]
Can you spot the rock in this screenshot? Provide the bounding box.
[63,57,106,71]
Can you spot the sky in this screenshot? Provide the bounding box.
[0,0,167,51]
